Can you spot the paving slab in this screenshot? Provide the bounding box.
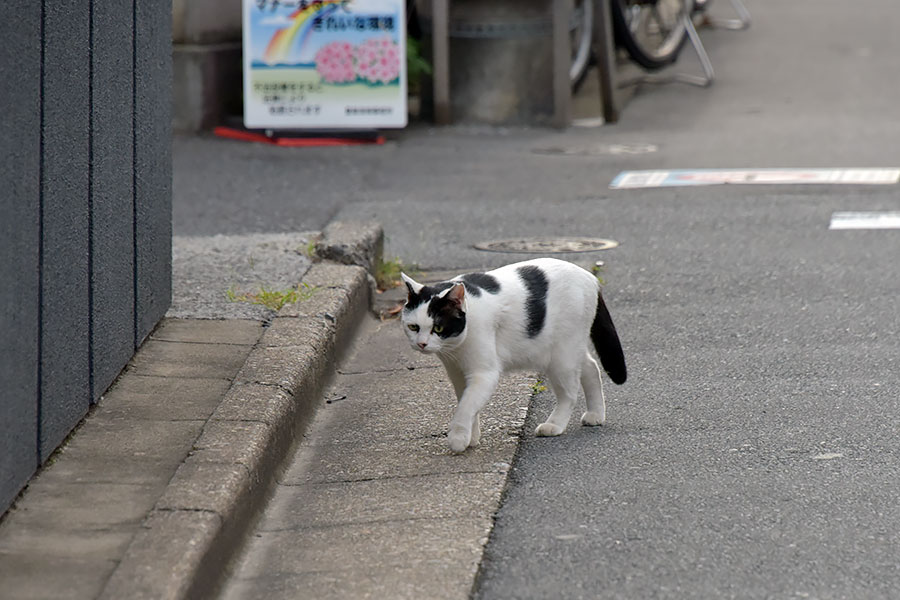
[235,516,493,575]
[224,563,486,600]
[0,517,135,560]
[280,435,520,485]
[4,481,160,528]
[151,318,264,345]
[129,338,251,378]
[263,472,508,529]
[0,553,117,600]
[94,375,232,422]
[39,420,204,486]
[301,368,463,444]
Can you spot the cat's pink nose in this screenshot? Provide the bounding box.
[417,342,427,350]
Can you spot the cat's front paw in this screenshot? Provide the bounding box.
[534,422,565,437]
[581,411,605,427]
[448,425,470,454]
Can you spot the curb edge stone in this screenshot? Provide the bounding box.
[99,223,382,600]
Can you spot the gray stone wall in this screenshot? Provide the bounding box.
[0,0,172,512]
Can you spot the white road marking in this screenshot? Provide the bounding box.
[829,211,900,230]
[610,168,900,189]
[813,452,844,460]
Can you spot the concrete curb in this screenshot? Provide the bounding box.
[313,220,384,275]
[100,222,382,600]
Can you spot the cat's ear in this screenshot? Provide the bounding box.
[400,272,424,297]
[445,282,466,310]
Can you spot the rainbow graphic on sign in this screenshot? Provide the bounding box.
[261,1,343,65]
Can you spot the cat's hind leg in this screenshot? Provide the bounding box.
[536,366,579,437]
[580,353,606,426]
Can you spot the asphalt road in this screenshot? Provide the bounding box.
[174,0,900,597]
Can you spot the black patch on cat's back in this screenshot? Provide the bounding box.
[517,265,548,338]
[406,274,500,310]
[460,272,501,296]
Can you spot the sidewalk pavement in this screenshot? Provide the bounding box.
[219,273,533,600]
[0,221,382,599]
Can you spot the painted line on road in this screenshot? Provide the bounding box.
[610,168,900,189]
[829,211,900,230]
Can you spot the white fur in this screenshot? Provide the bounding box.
[401,258,611,453]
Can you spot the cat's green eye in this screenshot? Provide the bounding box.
[407,324,419,332]
[433,325,444,334]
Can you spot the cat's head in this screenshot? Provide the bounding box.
[399,273,468,355]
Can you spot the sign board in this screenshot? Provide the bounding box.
[610,168,900,189]
[243,0,407,129]
[829,212,900,230]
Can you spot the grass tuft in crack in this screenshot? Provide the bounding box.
[226,282,317,311]
[531,378,548,394]
[376,257,419,291]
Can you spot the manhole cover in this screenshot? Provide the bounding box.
[473,237,619,254]
[531,143,657,156]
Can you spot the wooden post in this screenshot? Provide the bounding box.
[551,0,573,128]
[431,0,451,124]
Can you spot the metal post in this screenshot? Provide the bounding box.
[591,0,619,123]
[431,0,451,124]
[552,0,573,127]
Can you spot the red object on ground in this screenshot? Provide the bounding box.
[213,126,385,147]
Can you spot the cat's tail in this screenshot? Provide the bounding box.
[591,290,627,384]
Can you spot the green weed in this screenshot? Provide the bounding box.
[376,257,418,291]
[300,239,319,258]
[406,36,433,94]
[226,282,317,311]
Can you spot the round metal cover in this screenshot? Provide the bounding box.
[531,143,657,156]
[473,237,619,254]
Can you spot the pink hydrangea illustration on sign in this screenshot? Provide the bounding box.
[355,37,401,84]
[314,41,356,83]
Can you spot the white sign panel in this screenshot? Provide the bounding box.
[243,0,407,129]
[829,212,900,230]
[610,168,900,189]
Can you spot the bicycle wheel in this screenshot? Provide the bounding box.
[611,0,694,71]
[570,0,594,88]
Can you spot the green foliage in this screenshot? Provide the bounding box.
[531,378,548,394]
[591,262,606,286]
[406,36,432,93]
[226,282,317,311]
[301,239,319,259]
[376,256,419,291]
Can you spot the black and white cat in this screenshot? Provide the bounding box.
[400,258,626,453]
